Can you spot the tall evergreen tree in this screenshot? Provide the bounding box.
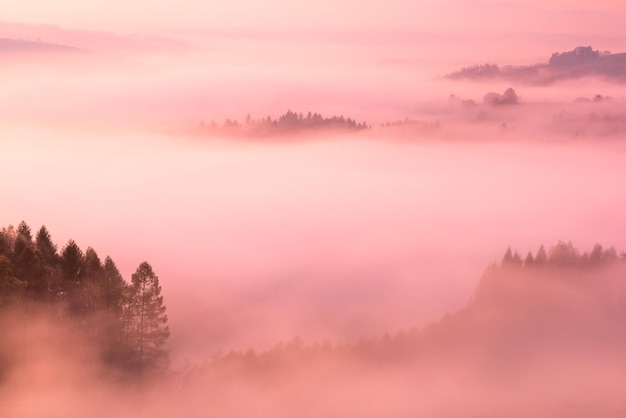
[58,240,84,312]
[59,240,83,286]
[36,226,58,267]
[0,255,26,307]
[549,241,578,266]
[34,226,58,300]
[98,256,128,363]
[14,246,48,300]
[535,245,548,266]
[8,222,47,300]
[102,256,126,312]
[126,262,170,373]
[502,246,514,265]
[16,221,32,242]
[82,247,105,311]
[0,226,16,258]
[13,221,33,261]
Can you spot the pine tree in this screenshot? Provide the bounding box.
[14,246,48,300]
[59,240,83,285]
[103,256,126,313]
[0,227,14,258]
[36,226,58,267]
[17,221,32,241]
[57,240,84,313]
[13,221,33,261]
[125,262,169,373]
[9,222,47,300]
[82,247,105,311]
[502,246,514,265]
[99,256,128,364]
[535,245,548,266]
[0,255,26,307]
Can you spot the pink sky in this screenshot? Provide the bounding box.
[2,0,625,34]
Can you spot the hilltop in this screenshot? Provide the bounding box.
[446,46,626,85]
[0,37,80,54]
[178,242,626,417]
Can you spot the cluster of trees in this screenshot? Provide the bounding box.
[549,46,601,67]
[0,222,169,375]
[574,94,613,103]
[498,241,620,268]
[475,241,625,303]
[446,63,501,80]
[483,87,519,106]
[198,110,369,137]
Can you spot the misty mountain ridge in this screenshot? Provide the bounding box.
[0,37,81,54]
[3,223,626,415]
[0,21,194,54]
[187,242,626,374]
[179,242,626,417]
[447,46,626,85]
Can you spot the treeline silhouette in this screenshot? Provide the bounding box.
[184,241,626,385]
[380,118,441,131]
[198,109,370,137]
[446,46,626,85]
[0,222,169,377]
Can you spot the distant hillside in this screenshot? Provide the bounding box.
[0,21,194,53]
[194,242,626,372]
[0,37,80,54]
[446,46,626,85]
[197,110,370,138]
[181,242,626,417]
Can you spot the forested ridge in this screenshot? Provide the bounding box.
[446,46,626,85]
[0,222,169,378]
[184,242,626,385]
[3,221,626,405]
[197,109,369,137]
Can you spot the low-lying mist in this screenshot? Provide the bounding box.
[3,21,626,416]
[3,244,626,417]
[3,126,626,363]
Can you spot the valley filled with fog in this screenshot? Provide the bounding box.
[4,123,626,362]
[2,15,626,417]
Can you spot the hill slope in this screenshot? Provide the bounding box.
[447,46,626,85]
[0,37,80,54]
